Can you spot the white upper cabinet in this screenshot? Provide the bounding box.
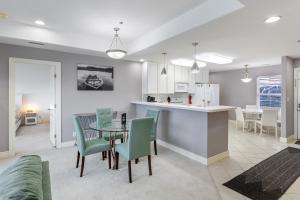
[167,64,175,93]
[188,72,196,94]
[142,62,158,94]
[174,66,189,83]
[158,64,168,94]
[195,68,209,83]
[142,62,175,94]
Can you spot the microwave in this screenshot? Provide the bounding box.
[175,83,188,93]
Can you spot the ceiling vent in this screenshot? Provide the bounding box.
[28,41,45,46]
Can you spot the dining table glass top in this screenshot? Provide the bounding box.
[89,119,131,132]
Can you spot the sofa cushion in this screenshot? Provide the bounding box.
[0,155,43,200]
[42,161,52,200]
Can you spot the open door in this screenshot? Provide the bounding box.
[49,66,56,147]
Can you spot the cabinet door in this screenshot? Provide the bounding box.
[182,67,189,83]
[147,62,158,94]
[158,64,168,94]
[174,65,182,82]
[188,70,196,94]
[202,68,209,83]
[167,64,175,93]
[195,68,203,83]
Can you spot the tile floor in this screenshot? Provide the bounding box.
[0,121,299,200]
[209,121,300,200]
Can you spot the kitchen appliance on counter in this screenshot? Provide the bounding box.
[193,84,219,106]
[175,83,188,93]
[170,97,184,104]
[147,96,156,102]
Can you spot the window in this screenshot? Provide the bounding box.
[257,75,281,108]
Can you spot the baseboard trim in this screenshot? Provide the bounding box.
[157,139,228,166]
[280,135,294,143]
[208,151,229,165]
[61,140,76,148]
[0,151,12,159]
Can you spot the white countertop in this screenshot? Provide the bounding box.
[131,101,235,113]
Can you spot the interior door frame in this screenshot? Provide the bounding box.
[9,57,62,156]
[294,68,300,140]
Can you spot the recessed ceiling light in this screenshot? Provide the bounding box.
[139,59,145,62]
[264,16,281,23]
[171,58,206,68]
[196,53,233,64]
[0,12,8,19]
[35,20,45,26]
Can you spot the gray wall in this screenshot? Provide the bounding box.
[0,43,142,152]
[135,104,228,158]
[281,56,294,138]
[210,65,281,119]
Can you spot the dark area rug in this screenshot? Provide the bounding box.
[223,147,300,200]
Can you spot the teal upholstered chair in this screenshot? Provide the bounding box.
[146,110,160,155]
[115,118,154,183]
[96,108,124,142]
[73,115,112,177]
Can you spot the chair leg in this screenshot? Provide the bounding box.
[154,140,158,155]
[76,151,80,168]
[275,127,278,137]
[108,150,111,169]
[260,125,263,135]
[80,156,85,177]
[102,152,105,160]
[255,122,257,133]
[135,158,139,164]
[148,155,152,176]
[128,161,132,183]
[115,152,119,170]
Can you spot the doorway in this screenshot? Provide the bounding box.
[9,58,61,156]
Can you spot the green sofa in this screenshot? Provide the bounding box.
[0,155,52,200]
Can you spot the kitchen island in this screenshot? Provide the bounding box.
[131,101,235,165]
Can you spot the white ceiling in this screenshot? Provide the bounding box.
[0,0,205,42]
[0,0,300,71]
[128,0,300,71]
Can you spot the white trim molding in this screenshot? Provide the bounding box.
[157,139,229,166]
[0,151,12,159]
[280,135,295,143]
[61,140,76,148]
[9,58,62,154]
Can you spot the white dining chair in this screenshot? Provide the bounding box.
[245,105,260,120]
[235,107,253,132]
[255,109,278,136]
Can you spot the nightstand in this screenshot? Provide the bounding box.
[25,112,38,125]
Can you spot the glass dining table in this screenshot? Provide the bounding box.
[89,119,131,169]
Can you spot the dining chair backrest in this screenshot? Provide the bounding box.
[235,107,244,122]
[96,108,113,129]
[246,105,258,110]
[261,109,278,126]
[145,110,160,139]
[128,118,154,160]
[72,115,86,154]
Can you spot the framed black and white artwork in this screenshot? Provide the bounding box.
[77,64,114,91]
